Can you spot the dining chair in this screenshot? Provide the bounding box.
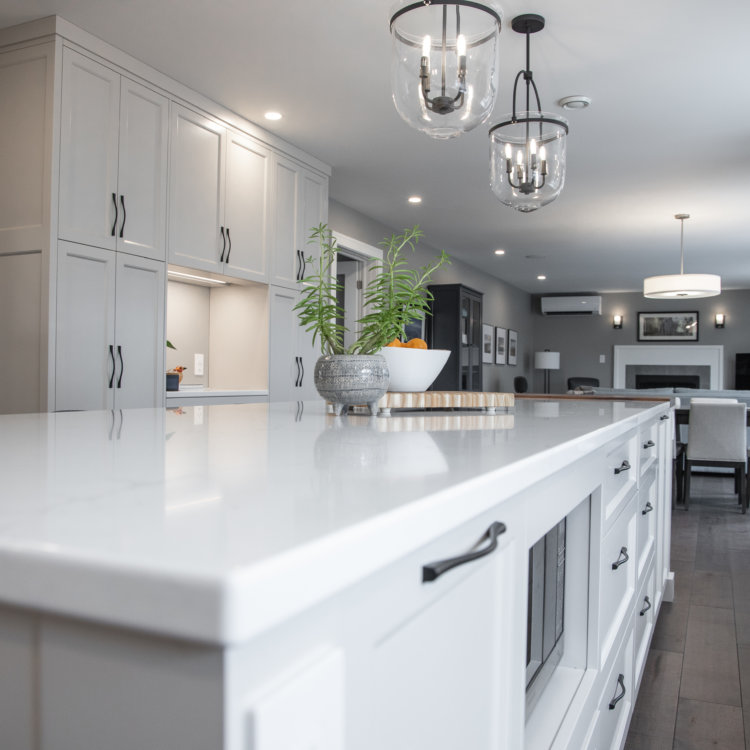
[684,401,748,512]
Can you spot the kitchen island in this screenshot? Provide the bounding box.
[0,399,672,750]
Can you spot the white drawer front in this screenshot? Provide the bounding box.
[636,468,657,585]
[634,557,656,688]
[602,432,638,531]
[639,421,659,477]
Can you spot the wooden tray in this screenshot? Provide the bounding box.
[375,390,514,416]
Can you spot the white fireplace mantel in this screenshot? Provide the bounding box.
[613,345,723,389]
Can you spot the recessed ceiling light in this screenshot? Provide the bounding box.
[537,275,547,280]
[264,111,282,121]
[558,95,591,110]
[408,195,422,204]
[494,249,505,255]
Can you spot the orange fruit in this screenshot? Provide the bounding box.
[386,338,403,347]
[405,338,428,349]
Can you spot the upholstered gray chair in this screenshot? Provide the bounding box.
[684,401,748,512]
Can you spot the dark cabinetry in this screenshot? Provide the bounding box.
[427,284,483,391]
[737,353,750,389]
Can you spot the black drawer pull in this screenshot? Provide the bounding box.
[660,414,669,421]
[611,546,629,570]
[643,440,655,449]
[640,596,652,616]
[608,674,626,710]
[614,460,631,475]
[423,521,506,583]
[642,501,654,516]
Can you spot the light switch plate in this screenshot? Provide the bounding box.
[599,354,606,364]
[194,353,204,376]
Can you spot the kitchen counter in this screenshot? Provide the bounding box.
[0,398,662,645]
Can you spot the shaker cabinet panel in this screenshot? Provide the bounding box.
[168,104,225,273]
[58,48,120,251]
[224,130,270,283]
[55,241,117,411]
[117,77,169,261]
[113,253,165,409]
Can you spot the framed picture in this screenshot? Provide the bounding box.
[508,329,518,366]
[637,311,699,341]
[495,327,507,365]
[482,323,494,364]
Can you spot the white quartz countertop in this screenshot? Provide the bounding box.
[0,399,666,644]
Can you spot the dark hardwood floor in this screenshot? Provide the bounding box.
[625,474,750,750]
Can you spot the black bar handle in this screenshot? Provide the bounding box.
[299,356,304,386]
[614,460,631,475]
[294,356,301,387]
[219,226,226,263]
[608,674,626,710]
[111,193,118,236]
[660,414,669,421]
[640,595,652,617]
[225,227,232,264]
[301,252,307,280]
[108,345,115,388]
[119,195,126,238]
[642,501,654,516]
[295,250,302,281]
[611,546,629,570]
[422,521,507,583]
[116,345,124,388]
[643,440,655,449]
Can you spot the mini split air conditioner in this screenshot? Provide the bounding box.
[540,296,602,316]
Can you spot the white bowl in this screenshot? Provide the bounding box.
[379,347,450,392]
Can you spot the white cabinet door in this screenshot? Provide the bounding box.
[268,286,319,402]
[114,253,165,409]
[117,78,168,261]
[223,129,270,283]
[58,49,119,251]
[269,156,300,289]
[55,241,117,411]
[168,104,225,273]
[297,169,328,282]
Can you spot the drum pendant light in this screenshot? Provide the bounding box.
[389,0,503,140]
[643,214,721,298]
[488,14,568,212]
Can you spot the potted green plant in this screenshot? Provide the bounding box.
[294,224,449,414]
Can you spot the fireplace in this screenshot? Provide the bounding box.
[613,346,724,390]
[635,374,700,389]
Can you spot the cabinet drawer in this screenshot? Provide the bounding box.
[636,468,657,585]
[639,421,659,477]
[634,557,656,688]
[588,627,635,750]
[598,495,636,666]
[602,431,638,531]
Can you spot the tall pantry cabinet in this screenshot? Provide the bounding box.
[0,16,330,414]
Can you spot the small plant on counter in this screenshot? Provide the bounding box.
[294,223,449,355]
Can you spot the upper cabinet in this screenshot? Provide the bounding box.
[59,48,168,261]
[269,155,328,290]
[168,104,271,284]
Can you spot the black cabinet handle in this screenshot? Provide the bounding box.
[422,521,506,583]
[642,501,654,516]
[660,414,669,421]
[640,596,652,617]
[116,345,124,388]
[299,356,304,386]
[108,344,115,388]
[111,193,118,236]
[643,440,655,449]
[294,356,301,387]
[611,546,629,570]
[119,195,126,238]
[225,227,231,264]
[614,460,631,475]
[295,250,302,281]
[220,226,226,263]
[301,252,306,280]
[608,674,626,710]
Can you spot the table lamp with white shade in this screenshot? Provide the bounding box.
[534,350,560,394]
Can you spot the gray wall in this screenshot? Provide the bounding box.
[532,290,750,392]
[329,200,535,393]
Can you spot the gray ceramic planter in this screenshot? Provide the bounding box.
[314,354,389,416]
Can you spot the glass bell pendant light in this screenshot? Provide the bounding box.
[389,0,503,140]
[643,214,721,298]
[488,14,568,211]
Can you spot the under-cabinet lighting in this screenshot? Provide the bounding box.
[168,271,228,286]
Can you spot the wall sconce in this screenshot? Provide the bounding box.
[613,314,623,329]
[715,313,725,328]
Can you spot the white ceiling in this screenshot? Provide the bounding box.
[2,0,749,293]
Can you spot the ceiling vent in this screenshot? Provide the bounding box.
[540,296,602,316]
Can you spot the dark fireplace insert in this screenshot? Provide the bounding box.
[635,374,700,389]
